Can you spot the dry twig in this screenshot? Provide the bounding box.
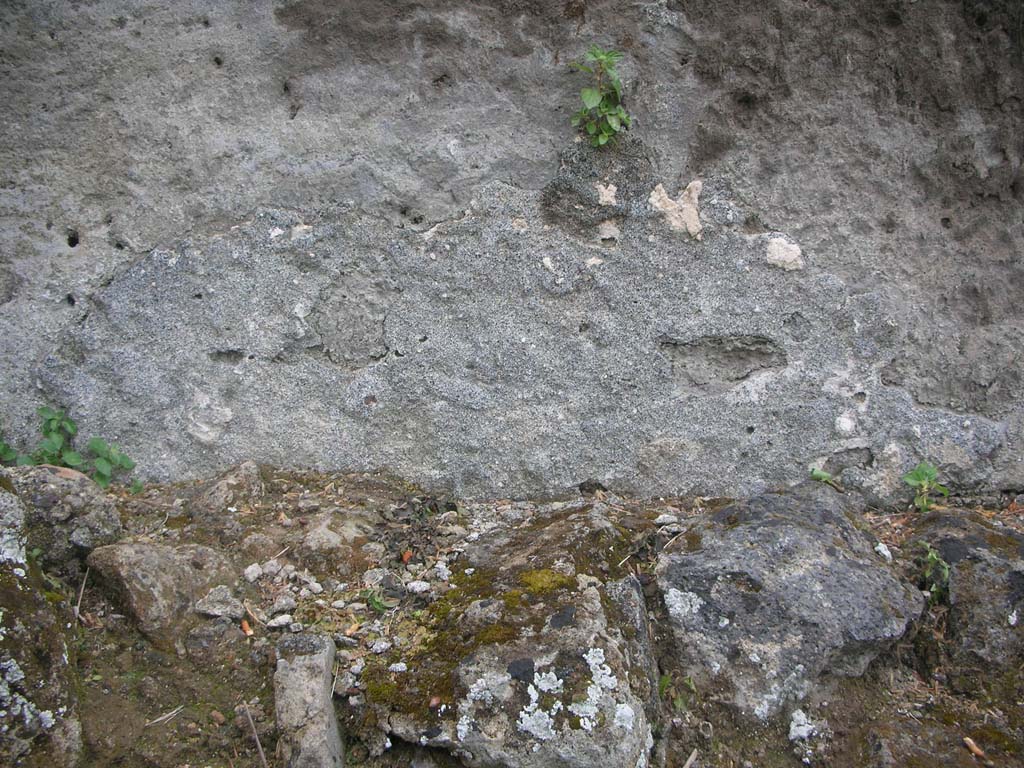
[244,703,269,768]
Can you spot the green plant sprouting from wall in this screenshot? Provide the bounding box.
[570,44,634,147]
[1,407,141,491]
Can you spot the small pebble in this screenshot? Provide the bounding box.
[370,639,392,654]
[261,559,282,576]
[271,594,297,615]
[388,662,408,673]
[331,599,346,609]
[406,580,431,594]
[267,614,293,628]
[654,513,678,526]
[243,563,263,582]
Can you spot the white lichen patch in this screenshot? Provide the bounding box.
[583,648,617,691]
[0,493,27,566]
[516,683,562,741]
[765,236,805,271]
[788,708,818,741]
[596,182,618,205]
[665,588,704,622]
[535,670,563,694]
[614,703,635,731]
[467,672,511,705]
[649,181,703,240]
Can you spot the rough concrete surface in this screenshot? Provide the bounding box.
[1,1,1022,500]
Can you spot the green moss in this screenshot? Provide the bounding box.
[501,589,524,610]
[520,569,576,595]
[476,623,519,645]
[0,475,15,494]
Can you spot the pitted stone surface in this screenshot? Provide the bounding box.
[1,0,1021,501]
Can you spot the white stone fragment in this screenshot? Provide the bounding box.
[874,542,893,563]
[243,563,263,582]
[788,709,817,741]
[267,613,293,628]
[596,182,618,205]
[649,181,703,240]
[406,580,431,594]
[834,413,857,436]
[766,236,805,271]
[597,219,621,241]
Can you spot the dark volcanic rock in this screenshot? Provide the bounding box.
[656,483,922,720]
[909,511,1024,695]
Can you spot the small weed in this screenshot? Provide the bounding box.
[903,461,949,511]
[658,672,698,713]
[919,542,950,606]
[810,467,843,491]
[570,44,633,147]
[360,588,398,614]
[0,408,140,490]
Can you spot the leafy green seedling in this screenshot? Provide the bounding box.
[810,467,843,491]
[570,44,634,147]
[34,407,84,468]
[86,437,136,488]
[1,408,141,491]
[902,461,949,512]
[920,542,950,606]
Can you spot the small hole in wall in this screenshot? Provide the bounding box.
[941,217,952,229]
[193,292,203,299]
[746,426,755,434]
[113,240,126,250]
[418,335,428,343]
[66,229,80,247]
[363,394,378,406]
[65,294,76,306]
[213,55,223,67]
[853,391,867,403]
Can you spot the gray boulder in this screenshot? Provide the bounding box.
[2,465,123,577]
[0,489,82,767]
[656,483,922,720]
[362,501,657,768]
[86,542,233,641]
[274,633,344,768]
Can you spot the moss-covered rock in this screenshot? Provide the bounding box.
[0,488,81,767]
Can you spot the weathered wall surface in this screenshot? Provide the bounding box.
[1,0,1022,499]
